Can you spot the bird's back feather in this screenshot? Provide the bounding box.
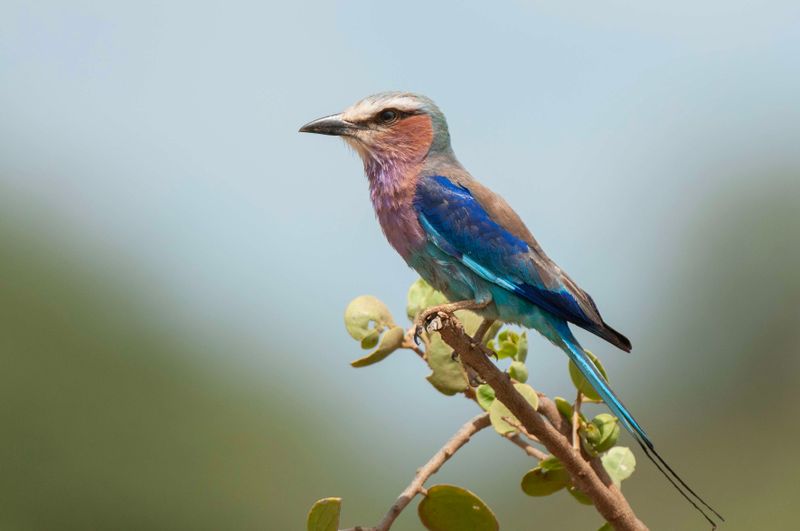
[414,173,631,351]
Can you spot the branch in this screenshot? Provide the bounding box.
[537,393,572,437]
[505,432,549,461]
[343,413,491,531]
[429,311,648,531]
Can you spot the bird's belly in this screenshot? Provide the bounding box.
[408,245,484,304]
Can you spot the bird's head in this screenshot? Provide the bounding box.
[299,92,452,167]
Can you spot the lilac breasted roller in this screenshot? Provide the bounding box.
[300,92,721,527]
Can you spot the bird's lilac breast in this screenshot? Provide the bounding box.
[371,184,427,261]
[366,162,427,262]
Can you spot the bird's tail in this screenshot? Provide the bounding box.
[553,321,724,529]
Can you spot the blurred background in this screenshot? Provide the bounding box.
[1,1,798,529]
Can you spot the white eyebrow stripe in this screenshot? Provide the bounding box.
[343,95,424,122]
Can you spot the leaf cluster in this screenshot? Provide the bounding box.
[309,279,638,531]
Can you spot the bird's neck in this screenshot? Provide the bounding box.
[364,154,416,204]
[363,154,425,259]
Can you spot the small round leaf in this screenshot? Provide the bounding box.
[424,334,468,395]
[456,310,484,337]
[583,413,620,453]
[495,342,517,359]
[567,485,593,505]
[475,384,496,411]
[568,350,608,401]
[482,321,503,345]
[406,278,448,321]
[602,446,636,486]
[344,295,394,341]
[515,332,528,362]
[360,328,381,350]
[521,459,569,497]
[509,361,528,383]
[306,497,341,531]
[350,326,405,368]
[554,396,574,419]
[488,383,539,435]
[418,484,498,531]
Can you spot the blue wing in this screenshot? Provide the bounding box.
[413,174,629,350]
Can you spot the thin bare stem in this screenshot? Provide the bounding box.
[366,413,491,531]
[401,330,426,359]
[506,433,549,461]
[473,318,496,344]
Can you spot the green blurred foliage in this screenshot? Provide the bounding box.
[0,213,358,530]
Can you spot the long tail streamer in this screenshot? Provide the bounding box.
[555,322,724,528]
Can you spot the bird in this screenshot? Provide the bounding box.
[300,91,722,527]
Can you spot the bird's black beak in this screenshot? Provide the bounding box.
[298,113,359,136]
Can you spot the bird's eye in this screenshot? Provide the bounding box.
[378,109,398,123]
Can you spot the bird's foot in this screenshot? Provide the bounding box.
[413,299,491,345]
[414,311,446,346]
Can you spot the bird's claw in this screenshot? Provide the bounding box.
[414,310,446,345]
[413,324,424,346]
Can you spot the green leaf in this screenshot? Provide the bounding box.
[602,447,636,486]
[496,342,517,359]
[568,350,608,401]
[508,361,528,383]
[482,321,502,345]
[489,329,527,360]
[350,326,405,368]
[418,484,498,531]
[306,497,341,531]
[598,523,613,531]
[475,384,495,411]
[538,455,563,472]
[455,310,483,337]
[425,334,468,395]
[421,309,489,395]
[488,383,539,434]
[359,328,381,350]
[515,332,528,362]
[567,485,593,505]
[406,278,448,322]
[554,396,573,419]
[344,295,394,341]
[521,458,569,497]
[581,414,620,453]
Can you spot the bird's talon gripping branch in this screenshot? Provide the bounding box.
[414,299,491,339]
[426,313,445,333]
